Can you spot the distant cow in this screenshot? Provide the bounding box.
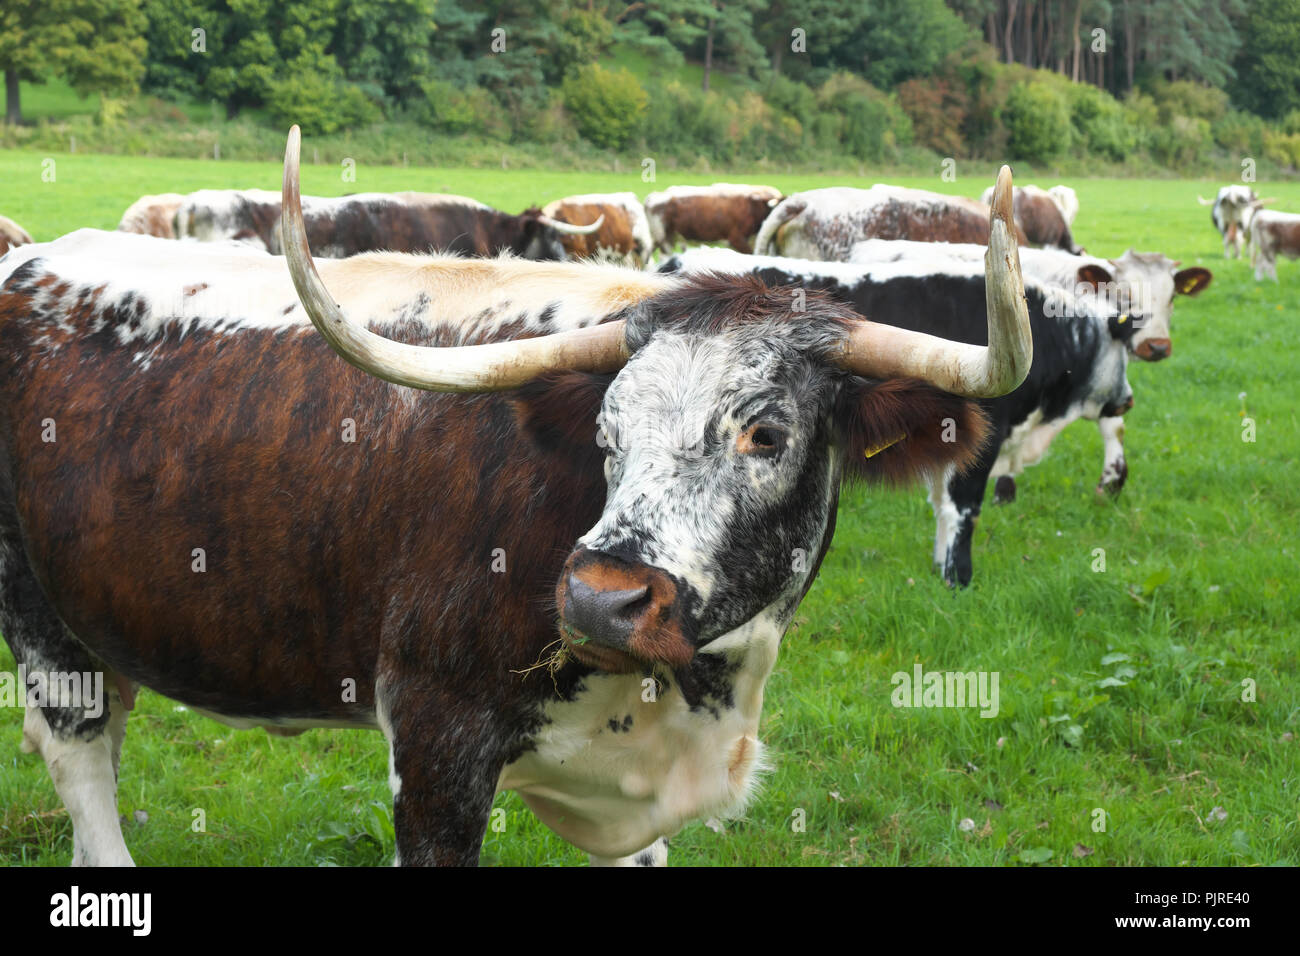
[1049,186,1079,227]
[174,188,284,248]
[979,184,1082,253]
[644,184,782,254]
[117,194,187,239]
[1198,186,1259,258]
[541,192,650,266]
[659,245,1137,587]
[754,185,1029,260]
[1246,204,1300,280]
[175,188,599,260]
[0,215,33,255]
[849,239,1211,503]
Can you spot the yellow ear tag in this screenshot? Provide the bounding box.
[864,433,906,459]
[1118,313,1128,323]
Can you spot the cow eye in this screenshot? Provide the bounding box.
[737,423,787,457]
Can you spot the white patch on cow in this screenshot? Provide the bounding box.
[0,229,677,357]
[926,465,959,568]
[22,704,134,866]
[590,836,668,867]
[116,193,186,238]
[499,605,783,859]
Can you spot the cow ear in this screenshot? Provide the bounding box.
[838,377,990,486]
[512,371,613,470]
[1173,267,1212,296]
[1076,263,1113,290]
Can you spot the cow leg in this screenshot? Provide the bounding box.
[929,450,996,587]
[1096,416,1128,496]
[590,837,668,867]
[377,683,502,866]
[1,530,133,865]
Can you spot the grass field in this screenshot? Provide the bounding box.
[0,150,1296,866]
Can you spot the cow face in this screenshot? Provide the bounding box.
[553,277,987,675]
[517,213,568,261]
[1079,251,1211,362]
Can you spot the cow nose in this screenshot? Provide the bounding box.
[1138,338,1171,360]
[562,574,648,648]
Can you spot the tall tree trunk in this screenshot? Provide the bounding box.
[1022,1,1034,68]
[703,18,714,91]
[1124,3,1136,92]
[771,37,784,74]
[1004,0,1018,63]
[5,70,20,126]
[986,10,997,50]
[1070,0,1082,83]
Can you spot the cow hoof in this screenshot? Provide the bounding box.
[1096,479,1125,497]
[993,475,1016,504]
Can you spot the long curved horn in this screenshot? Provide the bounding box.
[542,213,605,235]
[832,165,1032,398]
[1197,195,1216,205]
[280,126,629,392]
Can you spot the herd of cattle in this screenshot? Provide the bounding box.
[0,127,1266,866]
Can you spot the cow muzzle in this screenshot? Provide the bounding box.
[1135,337,1172,361]
[556,549,694,673]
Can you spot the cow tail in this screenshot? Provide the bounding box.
[753,199,805,256]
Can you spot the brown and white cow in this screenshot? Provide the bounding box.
[979,184,1082,253]
[0,215,33,255]
[1198,185,1260,259]
[755,185,1030,260]
[644,183,782,254]
[1245,204,1300,281]
[174,188,599,259]
[117,194,187,238]
[0,129,1030,867]
[541,193,647,266]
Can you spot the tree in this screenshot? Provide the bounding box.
[0,0,147,124]
[1232,0,1300,119]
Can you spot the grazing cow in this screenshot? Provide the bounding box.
[978,184,1082,253]
[644,183,782,254]
[0,215,33,255]
[1245,204,1300,281]
[1198,186,1260,259]
[175,189,599,259]
[849,239,1211,501]
[659,245,1137,587]
[117,194,187,239]
[0,131,1030,867]
[541,193,649,267]
[754,185,1030,260]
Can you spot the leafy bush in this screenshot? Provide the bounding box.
[1067,83,1135,161]
[1148,115,1209,169]
[1263,128,1300,169]
[266,68,381,136]
[815,72,911,161]
[1213,110,1267,156]
[416,80,503,137]
[898,74,969,156]
[562,64,647,150]
[1150,80,1229,124]
[1001,80,1071,163]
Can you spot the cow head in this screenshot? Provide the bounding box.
[1075,250,1211,362]
[516,209,604,261]
[278,127,1032,678]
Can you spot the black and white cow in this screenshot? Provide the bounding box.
[1198,186,1261,259]
[659,247,1136,586]
[847,240,1211,502]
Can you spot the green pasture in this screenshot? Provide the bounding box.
[0,152,1296,866]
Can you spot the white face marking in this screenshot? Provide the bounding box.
[582,326,829,621]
